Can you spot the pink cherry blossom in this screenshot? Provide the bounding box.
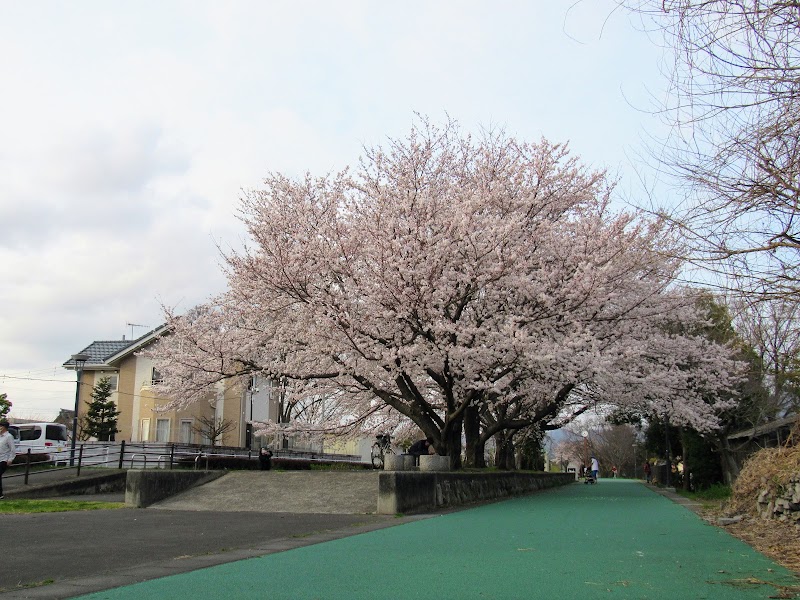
[145,118,744,468]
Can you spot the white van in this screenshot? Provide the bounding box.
[9,422,70,456]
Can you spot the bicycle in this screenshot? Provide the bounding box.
[370,433,394,469]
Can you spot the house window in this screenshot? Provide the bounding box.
[180,420,193,444]
[140,419,151,442]
[156,419,170,442]
[100,373,119,392]
[151,367,163,385]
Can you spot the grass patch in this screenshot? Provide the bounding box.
[676,484,732,509]
[676,483,732,501]
[7,461,60,473]
[0,499,125,514]
[695,484,732,501]
[308,463,362,471]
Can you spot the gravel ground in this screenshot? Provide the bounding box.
[720,514,800,574]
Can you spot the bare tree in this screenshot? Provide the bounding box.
[731,296,800,417]
[622,1,800,301]
[593,424,640,478]
[192,416,236,447]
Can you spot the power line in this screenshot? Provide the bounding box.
[1,374,75,384]
[2,373,244,403]
[1,366,65,377]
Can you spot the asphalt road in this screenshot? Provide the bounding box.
[1,504,422,599]
[0,468,427,599]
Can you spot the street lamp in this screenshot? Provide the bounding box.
[70,353,90,467]
[581,430,589,475]
[247,376,259,450]
[664,413,672,487]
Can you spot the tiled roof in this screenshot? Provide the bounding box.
[62,340,135,367]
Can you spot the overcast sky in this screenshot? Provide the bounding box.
[0,1,669,419]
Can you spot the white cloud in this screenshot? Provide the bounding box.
[0,0,670,419]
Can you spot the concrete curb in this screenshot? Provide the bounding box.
[644,482,705,515]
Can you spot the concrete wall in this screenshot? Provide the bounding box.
[125,469,225,508]
[378,471,575,514]
[7,470,128,499]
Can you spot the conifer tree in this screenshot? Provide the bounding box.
[83,377,120,441]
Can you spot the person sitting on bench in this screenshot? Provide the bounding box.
[408,438,434,465]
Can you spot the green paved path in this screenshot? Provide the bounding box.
[78,480,798,600]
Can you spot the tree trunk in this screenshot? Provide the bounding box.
[505,438,516,470]
[716,435,741,486]
[473,438,486,469]
[463,405,484,468]
[442,413,463,470]
[680,427,691,491]
[494,431,516,470]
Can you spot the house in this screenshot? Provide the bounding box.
[727,414,798,467]
[62,326,280,447]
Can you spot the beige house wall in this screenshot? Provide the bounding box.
[135,387,226,445]
[75,361,243,446]
[221,382,246,447]
[116,358,136,441]
[72,336,277,448]
[76,370,96,433]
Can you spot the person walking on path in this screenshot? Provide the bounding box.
[590,455,600,482]
[0,419,16,499]
[644,461,652,483]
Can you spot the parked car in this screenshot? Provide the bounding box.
[9,422,70,463]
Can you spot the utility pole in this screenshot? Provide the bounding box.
[664,414,671,487]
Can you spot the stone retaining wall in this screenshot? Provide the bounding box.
[756,472,800,525]
[377,471,575,514]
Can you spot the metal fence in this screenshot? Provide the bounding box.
[6,441,364,485]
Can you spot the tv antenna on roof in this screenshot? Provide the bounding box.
[126,323,150,339]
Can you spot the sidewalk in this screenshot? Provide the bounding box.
[62,479,796,600]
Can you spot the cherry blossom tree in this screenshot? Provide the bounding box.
[147,118,744,468]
